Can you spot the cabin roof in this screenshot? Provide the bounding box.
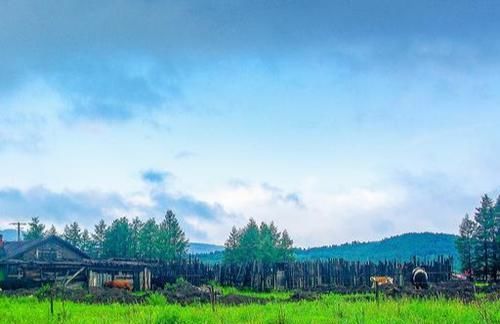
[0,235,90,261]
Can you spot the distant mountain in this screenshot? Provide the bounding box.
[0,229,22,241]
[188,242,224,254]
[295,232,459,264]
[196,232,460,267]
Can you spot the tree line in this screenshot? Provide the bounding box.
[22,213,296,264]
[456,194,500,281]
[224,218,294,264]
[23,210,189,261]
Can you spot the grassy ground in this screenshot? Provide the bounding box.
[0,293,498,324]
[218,286,292,300]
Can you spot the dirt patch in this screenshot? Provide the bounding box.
[0,288,38,298]
[382,280,478,302]
[160,280,211,305]
[476,283,500,294]
[42,286,146,304]
[300,284,372,295]
[288,290,320,302]
[219,294,270,305]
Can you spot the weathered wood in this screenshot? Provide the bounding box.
[1,255,453,292]
[148,256,453,291]
[64,266,86,287]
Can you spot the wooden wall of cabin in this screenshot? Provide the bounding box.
[0,263,87,289]
[18,242,83,262]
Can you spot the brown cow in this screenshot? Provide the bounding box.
[370,276,394,288]
[104,279,133,291]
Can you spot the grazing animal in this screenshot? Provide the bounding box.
[104,279,133,291]
[452,273,467,281]
[370,276,394,288]
[411,267,429,289]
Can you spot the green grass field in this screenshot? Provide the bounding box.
[0,293,498,324]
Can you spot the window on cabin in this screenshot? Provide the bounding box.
[35,247,60,261]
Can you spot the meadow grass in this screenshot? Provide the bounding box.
[0,293,498,324]
[218,286,292,300]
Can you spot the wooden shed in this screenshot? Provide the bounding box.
[0,235,151,291]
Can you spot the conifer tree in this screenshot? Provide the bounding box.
[279,230,294,262]
[130,217,143,258]
[259,222,278,263]
[24,217,46,240]
[63,222,82,247]
[473,194,495,280]
[103,217,132,258]
[80,229,93,254]
[238,218,260,262]
[45,225,58,237]
[91,220,107,259]
[157,210,189,261]
[269,222,282,261]
[138,218,159,260]
[493,195,500,281]
[456,214,476,276]
[223,219,295,264]
[224,226,241,264]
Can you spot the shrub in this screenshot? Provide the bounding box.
[147,292,167,306]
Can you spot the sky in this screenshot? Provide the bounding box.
[1,0,500,246]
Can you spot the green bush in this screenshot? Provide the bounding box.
[146,292,167,306]
[34,284,52,300]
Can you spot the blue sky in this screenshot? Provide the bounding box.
[1,1,500,246]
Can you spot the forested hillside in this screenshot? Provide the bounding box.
[295,232,458,262]
[197,232,459,266]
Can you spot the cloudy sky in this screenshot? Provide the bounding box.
[1,1,500,246]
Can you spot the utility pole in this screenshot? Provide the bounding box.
[9,222,27,241]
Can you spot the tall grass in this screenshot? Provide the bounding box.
[0,294,498,323]
[219,286,292,300]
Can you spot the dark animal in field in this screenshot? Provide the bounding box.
[370,276,394,288]
[104,279,132,291]
[411,267,429,289]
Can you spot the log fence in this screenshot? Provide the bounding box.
[151,256,453,291]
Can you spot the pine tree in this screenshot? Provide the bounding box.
[103,217,132,258]
[259,222,278,263]
[24,217,46,240]
[238,218,260,263]
[456,214,476,276]
[493,195,500,281]
[63,222,82,247]
[158,210,189,261]
[138,218,159,260]
[224,226,241,264]
[278,230,294,262]
[130,217,143,258]
[91,220,107,259]
[473,194,495,280]
[45,225,58,237]
[223,219,294,264]
[269,222,282,261]
[80,229,93,254]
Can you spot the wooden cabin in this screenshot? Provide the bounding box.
[0,234,151,291]
[0,234,89,288]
